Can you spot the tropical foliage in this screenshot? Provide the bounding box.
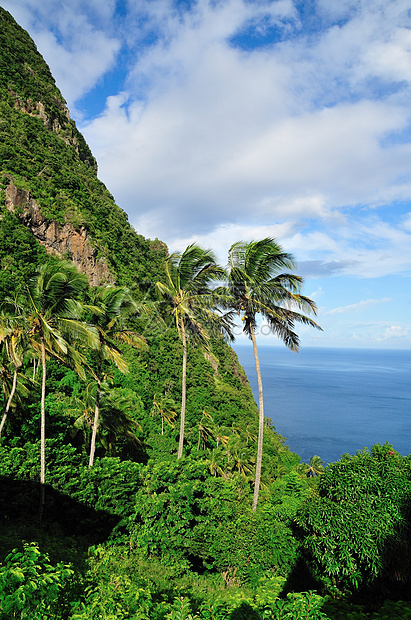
[296,444,411,597]
[86,285,146,468]
[0,7,409,618]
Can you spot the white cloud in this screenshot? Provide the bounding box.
[165,220,298,264]
[363,28,411,85]
[381,325,410,340]
[308,286,323,301]
[326,298,391,316]
[299,320,411,349]
[74,0,411,254]
[403,213,411,232]
[35,29,120,108]
[84,84,411,244]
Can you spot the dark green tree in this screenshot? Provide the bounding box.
[296,444,411,595]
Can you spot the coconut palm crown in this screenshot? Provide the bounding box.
[226,238,320,349]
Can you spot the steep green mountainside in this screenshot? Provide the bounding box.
[0,7,166,293]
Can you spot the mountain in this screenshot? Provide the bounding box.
[0,7,166,294]
[0,6,292,465]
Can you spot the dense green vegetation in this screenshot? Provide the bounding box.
[0,7,167,289]
[0,6,410,618]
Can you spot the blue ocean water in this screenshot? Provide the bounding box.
[233,345,411,465]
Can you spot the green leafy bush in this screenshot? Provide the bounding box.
[0,542,74,619]
[296,444,411,596]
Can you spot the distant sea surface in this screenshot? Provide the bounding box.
[233,345,411,465]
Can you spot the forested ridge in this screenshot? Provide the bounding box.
[0,7,410,619]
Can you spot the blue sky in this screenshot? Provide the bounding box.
[2,0,411,348]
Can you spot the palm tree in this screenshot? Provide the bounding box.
[197,411,215,450]
[244,424,257,446]
[93,387,143,456]
[21,260,98,514]
[0,308,28,440]
[223,238,322,511]
[87,285,146,468]
[156,244,233,460]
[305,455,325,477]
[208,447,226,477]
[215,425,230,449]
[150,394,177,436]
[68,384,143,456]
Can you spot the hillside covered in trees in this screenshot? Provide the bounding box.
[0,7,410,619]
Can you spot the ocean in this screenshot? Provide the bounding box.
[233,345,411,465]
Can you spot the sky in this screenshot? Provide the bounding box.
[1,0,411,349]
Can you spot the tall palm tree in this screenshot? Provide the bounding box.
[156,244,233,460]
[87,285,146,468]
[21,260,98,514]
[223,238,322,511]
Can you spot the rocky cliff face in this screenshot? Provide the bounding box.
[4,178,112,286]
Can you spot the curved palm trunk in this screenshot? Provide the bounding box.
[177,320,187,460]
[251,324,264,512]
[0,366,18,440]
[39,336,47,520]
[89,352,102,469]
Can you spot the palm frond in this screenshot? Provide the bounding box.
[59,318,99,348]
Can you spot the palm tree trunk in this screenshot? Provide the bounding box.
[89,353,102,469]
[0,366,18,440]
[39,337,47,520]
[177,320,187,460]
[251,324,264,512]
